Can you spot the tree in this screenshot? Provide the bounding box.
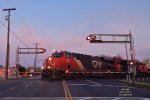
[18,66,26,72]
[143,58,150,69]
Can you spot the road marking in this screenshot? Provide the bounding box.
[73,97,124,100]
[77,97,93,100]
[10,87,16,91]
[22,82,27,85]
[63,80,72,100]
[63,82,68,100]
[67,84,101,86]
[86,80,134,88]
[143,98,150,100]
[24,82,32,87]
[67,84,87,86]
[67,83,132,88]
[90,85,102,86]
[86,80,102,86]
[111,97,122,100]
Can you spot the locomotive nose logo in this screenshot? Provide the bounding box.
[92,60,102,69]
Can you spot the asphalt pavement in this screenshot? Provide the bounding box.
[0,77,150,100]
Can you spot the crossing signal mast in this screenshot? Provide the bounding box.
[15,47,46,77]
[86,31,136,84]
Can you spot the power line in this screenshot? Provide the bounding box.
[0,1,30,47]
[3,0,38,45]
[0,22,29,47]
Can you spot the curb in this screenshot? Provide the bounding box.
[118,80,150,89]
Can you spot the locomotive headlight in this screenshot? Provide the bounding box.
[48,66,51,69]
[41,66,44,69]
[65,70,69,74]
[48,57,52,61]
[130,61,134,65]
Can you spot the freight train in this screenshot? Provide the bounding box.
[41,51,142,80]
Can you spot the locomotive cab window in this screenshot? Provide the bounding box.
[66,52,72,58]
[52,52,64,58]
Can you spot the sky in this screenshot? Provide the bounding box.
[0,0,150,67]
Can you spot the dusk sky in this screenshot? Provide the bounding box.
[0,0,150,67]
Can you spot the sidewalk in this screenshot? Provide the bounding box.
[118,79,150,89]
[0,77,22,82]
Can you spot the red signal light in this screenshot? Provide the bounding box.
[65,70,69,74]
[38,48,46,53]
[86,36,91,40]
[15,64,21,68]
[86,34,96,40]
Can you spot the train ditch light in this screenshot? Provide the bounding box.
[65,70,69,74]
[48,57,52,61]
[41,66,44,70]
[48,66,51,69]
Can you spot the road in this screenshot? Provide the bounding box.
[0,77,150,100]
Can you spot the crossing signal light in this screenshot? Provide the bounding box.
[86,36,91,40]
[38,48,46,53]
[130,61,134,65]
[86,34,96,40]
[15,64,21,68]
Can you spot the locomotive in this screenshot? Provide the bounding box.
[41,51,131,80]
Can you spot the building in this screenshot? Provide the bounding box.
[143,59,150,69]
[0,67,16,79]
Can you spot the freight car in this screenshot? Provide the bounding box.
[41,51,128,80]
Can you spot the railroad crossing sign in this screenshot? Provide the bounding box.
[130,49,135,55]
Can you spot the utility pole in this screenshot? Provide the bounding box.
[34,43,39,75]
[15,46,19,78]
[129,31,135,84]
[125,37,129,81]
[3,8,16,80]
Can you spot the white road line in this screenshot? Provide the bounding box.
[86,80,133,88]
[68,80,133,88]
[86,80,102,86]
[67,84,87,86]
[90,85,102,86]
[113,85,133,88]
[22,82,27,85]
[73,97,124,100]
[68,83,101,87]
[111,97,122,100]
[143,98,150,100]
[77,97,93,100]
[24,82,32,87]
[10,87,16,91]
